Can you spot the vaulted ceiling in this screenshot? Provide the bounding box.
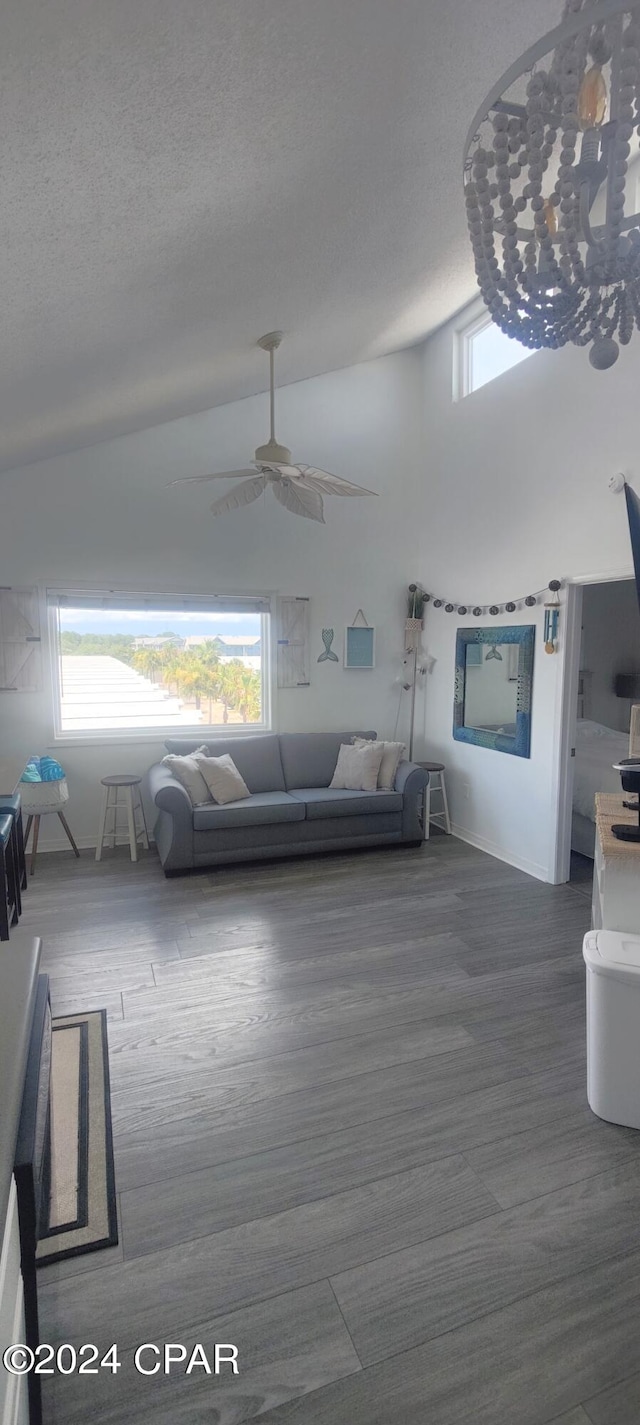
[1,0,560,471]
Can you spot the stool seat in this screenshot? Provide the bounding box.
[0,813,13,843]
[418,761,445,773]
[101,775,143,787]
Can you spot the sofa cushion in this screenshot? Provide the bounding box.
[160,750,211,805]
[192,790,305,831]
[289,787,402,819]
[164,734,286,793]
[194,752,251,804]
[330,741,385,792]
[352,737,406,790]
[279,731,377,790]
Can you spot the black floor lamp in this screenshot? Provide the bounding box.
[403,650,428,763]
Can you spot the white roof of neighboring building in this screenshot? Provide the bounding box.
[59,655,200,730]
[218,656,261,671]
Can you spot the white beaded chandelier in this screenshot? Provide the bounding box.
[464,0,640,369]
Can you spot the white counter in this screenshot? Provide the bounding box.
[593,794,640,935]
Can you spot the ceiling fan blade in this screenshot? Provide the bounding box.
[209,475,267,517]
[167,469,256,487]
[271,478,325,523]
[294,465,378,497]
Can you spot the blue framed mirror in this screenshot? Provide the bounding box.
[453,625,535,758]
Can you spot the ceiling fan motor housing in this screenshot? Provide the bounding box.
[254,438,292,465]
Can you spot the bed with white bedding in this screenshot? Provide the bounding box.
[572,719,630,857]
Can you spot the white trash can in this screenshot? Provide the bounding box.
[583,928,640,1129]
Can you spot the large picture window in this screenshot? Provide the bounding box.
[48,591,271,739]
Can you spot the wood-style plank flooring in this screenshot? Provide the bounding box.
[19,835,640,1424]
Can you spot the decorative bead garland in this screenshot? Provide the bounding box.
[422,580,562,616]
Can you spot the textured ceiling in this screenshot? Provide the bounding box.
[1,0,561,471]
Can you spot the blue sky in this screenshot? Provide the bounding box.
[60,609,261,638]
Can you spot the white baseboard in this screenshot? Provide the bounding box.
[450,822,550,883]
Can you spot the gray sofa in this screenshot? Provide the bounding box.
[146,730,429,874]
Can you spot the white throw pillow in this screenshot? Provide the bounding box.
[194,752,251,805]
[352,737,405,791]
[162,748,211,806]
[330,741,385,793]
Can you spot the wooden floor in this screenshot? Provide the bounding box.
[20,836,640,1424]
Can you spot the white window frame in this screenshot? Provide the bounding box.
[47,588,274,745]
[453,299,535,401]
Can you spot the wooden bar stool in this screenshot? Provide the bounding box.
[0,812,20,940]
[417,761,451,840]
[95,776,150,863]
[0,791,27,894]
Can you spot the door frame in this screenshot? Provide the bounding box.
[552,566,634,883]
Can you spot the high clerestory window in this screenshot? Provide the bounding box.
[456,309,535,398]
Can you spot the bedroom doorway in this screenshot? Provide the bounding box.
[564,576,640,891]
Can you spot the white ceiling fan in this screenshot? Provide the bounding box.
[167,332,378,523]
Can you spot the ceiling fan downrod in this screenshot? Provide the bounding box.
[254,332,292,465]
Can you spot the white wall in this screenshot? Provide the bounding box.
[0,350,425,849]
[417,312,638,880]
[581,580,640,733]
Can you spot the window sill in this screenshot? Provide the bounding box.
[51,725,272,749]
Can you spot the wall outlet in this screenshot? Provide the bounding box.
[461,781,471,801]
